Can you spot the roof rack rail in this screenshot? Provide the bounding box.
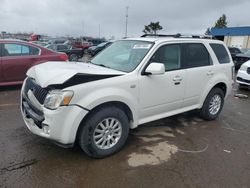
[141,33,213,39]
[141,34,181,38]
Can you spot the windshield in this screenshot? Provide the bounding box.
[91,40,153,72]
[243,49,250,55]
[45,44,56,51]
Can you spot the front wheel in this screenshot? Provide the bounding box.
[78,106,130,158]
[200,88,225,120]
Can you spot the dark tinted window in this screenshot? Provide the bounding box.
[150,44,181,71]
[228,48,234,53]
[210,43,230,64]
[3,44,30,56]
[57,45,68,50]
[183,43,211,68]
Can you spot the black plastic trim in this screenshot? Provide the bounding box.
[48,73,122,89]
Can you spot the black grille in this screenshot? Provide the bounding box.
[24,78,48,104]
[247,68,250,74]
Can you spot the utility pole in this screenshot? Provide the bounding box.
[82,21,84,36]
[125,6,129,38]
[98,24,101,38]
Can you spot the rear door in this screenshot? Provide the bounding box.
[182,42,215,107]
[1,43,39,82]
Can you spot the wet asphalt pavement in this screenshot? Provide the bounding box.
[0,85,250,188]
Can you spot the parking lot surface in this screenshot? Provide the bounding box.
[0,85,250,188]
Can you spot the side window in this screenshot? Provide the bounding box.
[183,43,211,68]
[29,46,40,55]
[57,45,68,50]
[150,44,181,71]
[3,44,30,56]
[210,43,230,64]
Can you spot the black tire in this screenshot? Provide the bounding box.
[83,49,88,54]
[69,54,78,61]
[78,106,129,158]
[200,88,225,121]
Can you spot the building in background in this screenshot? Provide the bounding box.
[211,26,250,49]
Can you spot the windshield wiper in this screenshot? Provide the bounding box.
[98,64,111,68]
[90,62,111,69]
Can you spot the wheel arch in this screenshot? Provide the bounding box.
[199,81,228,109]
[76,101,135,143]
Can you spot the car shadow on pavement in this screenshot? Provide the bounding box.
[0,85,22,92]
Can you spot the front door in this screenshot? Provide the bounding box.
[138,43,186,123]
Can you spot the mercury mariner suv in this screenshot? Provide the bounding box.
[21,35,234,158]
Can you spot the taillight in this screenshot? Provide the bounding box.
[60,53,68,61]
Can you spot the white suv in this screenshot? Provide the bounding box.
[21,36,234,158]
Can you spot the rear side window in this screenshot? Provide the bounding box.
[183,43,211,68]
[210,43,230,64]
[29,46,40,55]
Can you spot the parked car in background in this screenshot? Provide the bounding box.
[72,41,91,53]
[236,60,250,87]
[31,41,48,47]
[88,38,106,46]
[0,39,68,86]
[228,47,241,59]
[240,48,250,54]
[88,41,112,56]
[45,44,84,61]
[47,39,69,45]
[234,49,250,70]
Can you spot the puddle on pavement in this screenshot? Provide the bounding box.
[126,114,208,167]
[127,141,178,167]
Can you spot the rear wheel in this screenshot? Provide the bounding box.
[78,106,129,158]
[200,88,224,120]
[69,54,78,61]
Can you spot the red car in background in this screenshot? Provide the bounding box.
[72,41,91,53]
[0,39,68,86]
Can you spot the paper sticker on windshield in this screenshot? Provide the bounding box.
[133,44,152,49]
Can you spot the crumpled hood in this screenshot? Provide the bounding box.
[27,61,125,88]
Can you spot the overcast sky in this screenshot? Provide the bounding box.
[1,0,250,39]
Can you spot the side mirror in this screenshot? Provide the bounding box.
[144,63,165,75]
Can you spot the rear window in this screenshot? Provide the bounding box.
[210,43,230,64]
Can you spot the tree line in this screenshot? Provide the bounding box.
[142,14,228,36]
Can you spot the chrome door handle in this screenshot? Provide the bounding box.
[173,76,183,82]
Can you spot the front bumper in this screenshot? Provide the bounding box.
[236,70,250,86]
[21,81,88,145]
